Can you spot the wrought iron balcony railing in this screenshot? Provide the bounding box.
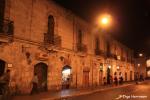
[76,43,87,53]
[0,19,14,36]
[95,49,106,57]
[44,33,61,47]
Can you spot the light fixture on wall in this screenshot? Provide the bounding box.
[117,66,120,70]
[108,65,111,69]
[100,63,103,72]
[137,64,141,67]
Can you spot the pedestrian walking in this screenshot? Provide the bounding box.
[119,76,123,85]
[114,76,118,86]
[103,77,107,85]
[110,75,113,85]
[30,73,39,95]
[135,73,139,84]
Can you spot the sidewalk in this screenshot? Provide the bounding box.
[12,81,141,100]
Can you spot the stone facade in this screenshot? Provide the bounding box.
[135,54,147,79]
[0,0,135,94]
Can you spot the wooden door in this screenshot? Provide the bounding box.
[34,63,48,91]
[99,71,103,85]
[83,71,89,87]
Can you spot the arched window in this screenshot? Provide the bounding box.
[78,29,82,44]
[95,37,100,49]
[46,15,55,44]
[106,41,110,56]
[0,0,5,32]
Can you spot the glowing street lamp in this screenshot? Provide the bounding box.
[139,53,143,57]
[101,17,109,25]
[98,14,112,28]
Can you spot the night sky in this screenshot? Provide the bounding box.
[54,0,150,56]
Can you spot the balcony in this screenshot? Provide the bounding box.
[0,19,14,43]
[113,54,118,60]
[95,49,106,57]
[106,52,112,58]
[121,57,126,62]
[44,33,61,48]
[76,43,87,53]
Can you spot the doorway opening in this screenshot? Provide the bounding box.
[0,60,5,77]
[62,65,72,89]
[83,71,89,87]
[34,62,48,92]
[130,71,133,81]
[107,66,111,84]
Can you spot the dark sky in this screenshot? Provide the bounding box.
[54,0,150,56]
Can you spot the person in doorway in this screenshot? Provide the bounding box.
[66,77,70,89]
[135,73,139,84]
[114,76,118,86]
[110,75,113,85]
[30,73,39,95]
[103,77,107,85]
[119,76,123,85]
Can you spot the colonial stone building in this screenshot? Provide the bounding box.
[0,0,134,93]
[135,53,148,79]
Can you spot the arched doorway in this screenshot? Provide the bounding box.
[107,65,111,84]
[0,60,5,77]
[34,62,48,91]
[62,65,72,89]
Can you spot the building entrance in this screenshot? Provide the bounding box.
[62,65,72,89]
[34,62,48,91]
[0,60,5,77]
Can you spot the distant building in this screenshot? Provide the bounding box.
[0,0,134,94]
[135,53,147,79]
[146,59,150,78]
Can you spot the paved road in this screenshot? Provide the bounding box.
[67,81,150,100]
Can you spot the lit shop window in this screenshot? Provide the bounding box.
[147,71,150,77]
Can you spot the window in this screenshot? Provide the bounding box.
[106,41,110,54]
[47,15,54,44]
[95,37,100,49]
[78,29,82,44]
[0,0,5,32]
